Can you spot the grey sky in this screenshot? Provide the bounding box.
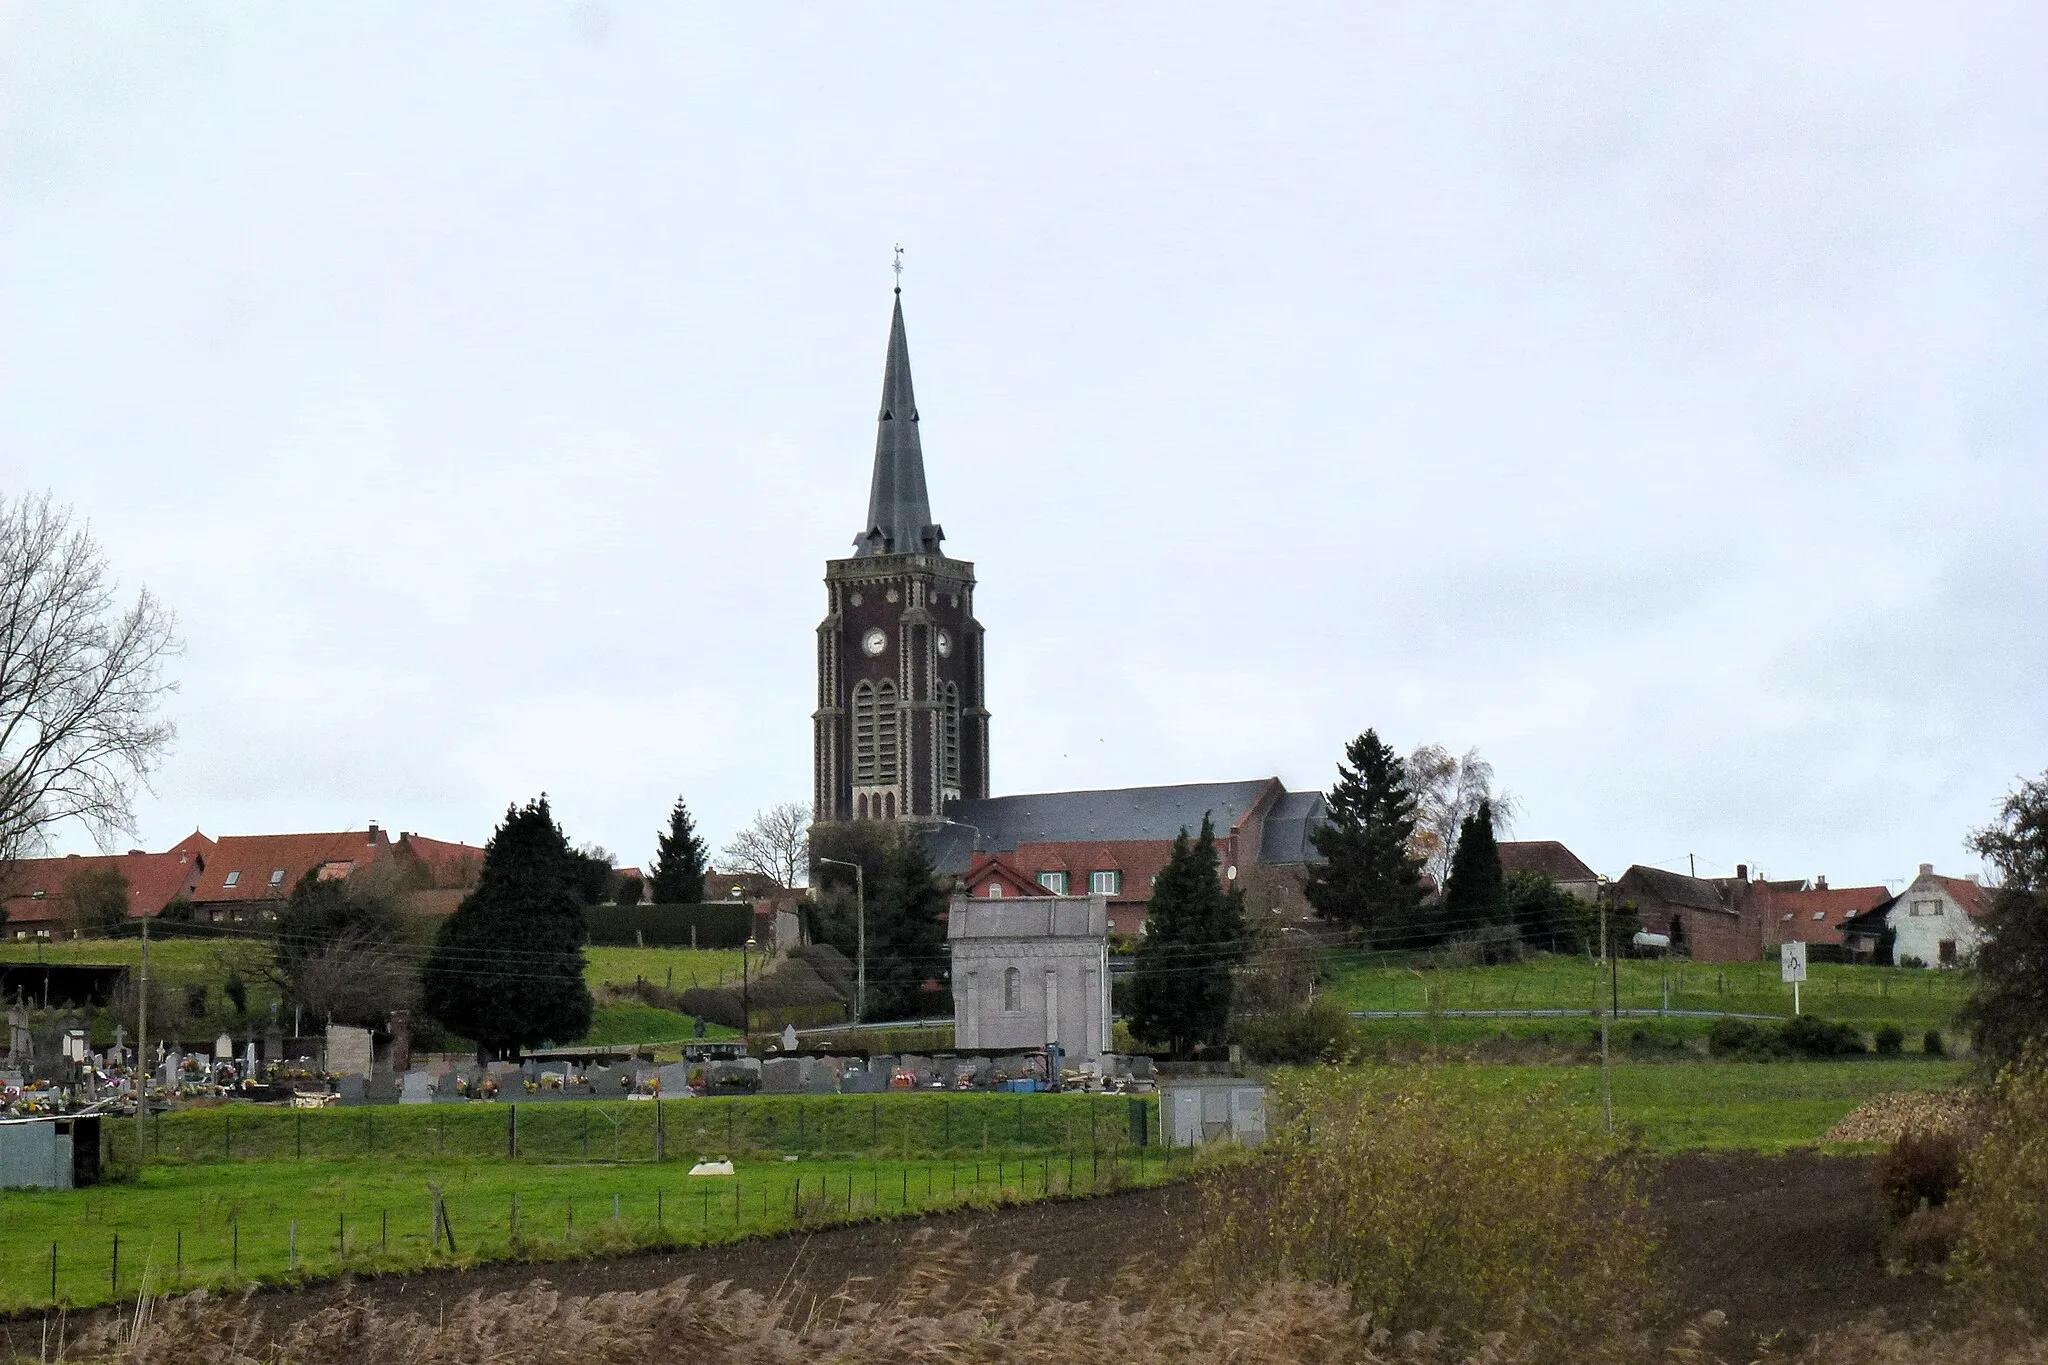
[4,5,2042,889]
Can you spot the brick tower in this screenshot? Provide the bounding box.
[812,290,988,826]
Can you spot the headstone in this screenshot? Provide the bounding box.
[761,1057,804,1094]
[841,1063,887,1094]
[399,1070,435,1104]
[326,1025,375,1078]
[1129,1054,1154,1080]
[804,1058,839,1094]
[781,1023,799,1052]
[214,1032,234,1062]
[335,1073,367,1105]
[244,1041,258,1075]
[656,1061,692,1096]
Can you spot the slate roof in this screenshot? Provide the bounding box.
[1498,840,1598,884]
[934,780,1285,875]
[853,292,943,557]
[1617,865,1736,914]
[1258,789,1328,865]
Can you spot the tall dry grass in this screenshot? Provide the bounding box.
[1177,1067,1659,1357]
[1953,1057,2048,1329]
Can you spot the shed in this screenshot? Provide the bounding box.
[1158,1078,1266,1148]
[0,1114,101,1189]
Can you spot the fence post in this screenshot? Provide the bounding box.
[49,1241,57,1306]
[110,1233,119,1300]
[508,1104,517,1159]
[288,1219,297,1272]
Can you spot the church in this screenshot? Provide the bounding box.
[812,288,1326,932]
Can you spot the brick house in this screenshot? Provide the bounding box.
[1612,865,1757,961]
[189,826,396,923]
[1497,841,1601,900]
[1,831,213,936]
[930,779,1327,935]
[1749,877,1894,952]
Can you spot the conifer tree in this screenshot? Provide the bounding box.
[422,796,593,1060]
[1441,799,1507,934]
[1304,729,1426,947]
[1127,814,1248,1058]
[649,796,707,905]
[863,835,951,1021]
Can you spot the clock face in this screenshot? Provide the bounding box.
[862,627,887,657]
[936,629,953,658]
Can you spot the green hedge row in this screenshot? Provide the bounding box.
[583,904,755,948]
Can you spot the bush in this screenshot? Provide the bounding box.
[1232,997,1354,1064]
[1954,1057,2048,1325]
[1878,1129,1965,1224]
[1925,1028,1947,1057]
[1182,1067,1658,1348]
[1707,1017,1781,1059]
[1875,1024,1905,1055]
[1780,1014,1865,1057]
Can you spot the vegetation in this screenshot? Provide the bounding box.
[1960,769,2048,1066]
[809,823,949,1021]
[1440,798,1506,932]
[648,796,708,905]
[719,800,811,889]
[1303,729,1426,943]
[1183,1066,1657,1349]
[64,863,131,935]
[1954,1056,2048,1327]
[267,861,414,1027]
[422,797,593,1058]
[0,490,180,866]
[1127,814,1247,1057]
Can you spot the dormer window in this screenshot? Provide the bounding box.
[986,882,1004,898]
[224,870,242,887]
[1037,871,1069,895]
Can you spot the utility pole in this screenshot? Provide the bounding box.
[1597,886,1612,1133]
[136,917,151,1161]
[815,857,866,1022]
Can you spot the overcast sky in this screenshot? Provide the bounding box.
[4,5,2042,890]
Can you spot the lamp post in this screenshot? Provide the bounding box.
[741,935,757,1051]
[816,857,866,1023]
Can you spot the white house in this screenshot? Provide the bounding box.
[948,892,1111,1061]
[1885,863,1991,968]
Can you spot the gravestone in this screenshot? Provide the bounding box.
[780,1023,799,1052]
[804,1058,839,1094]
[657,1061,692,1095]
[335,1074,367,1105]
[761,1058,804,1094]
[326,1025,375,1078]
[841,1063,887,1094]
[399,1070,435,1104]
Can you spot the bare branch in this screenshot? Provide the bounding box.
[719,802,812,888]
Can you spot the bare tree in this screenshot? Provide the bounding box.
[719,802,812,888]
[1406,744,1517,887]
[0,493,179,864]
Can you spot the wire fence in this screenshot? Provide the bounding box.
[5,1146,1184,1313]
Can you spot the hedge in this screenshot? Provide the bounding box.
[583,903,754,948]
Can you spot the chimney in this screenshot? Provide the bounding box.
[1816,875,1828,891]
[1919,862,1933,877]
[1735,864,1748,882]
[367,822,380,844]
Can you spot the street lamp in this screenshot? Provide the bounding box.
[815,857,866,1022]
[741,935,758,1051]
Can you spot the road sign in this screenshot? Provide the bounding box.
[1780,941,1807,982]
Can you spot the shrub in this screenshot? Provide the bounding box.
[1181,1066,1658,1349]
[583,903,753,948]
[1707,1017,1781,1059]
[1875,1024,1905,1055]
[1232,997,1354,1064]
[1924,1028,1947,1057]
[1878,1129,1965,1224]
[1780,1014,1864,1057]
[1953,1057,2048,1325]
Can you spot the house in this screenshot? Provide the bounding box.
[1750,876,1894,952]
[1497,841,1600,901]
[392,832,482,890]
[1,832,213,937]
[1852,864,1992,968]
[930,779,1328,935]
[1612,865,1756,961]
[188,827,395,923]
[948,890,1111,1061]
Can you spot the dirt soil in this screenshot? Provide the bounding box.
[4,1152,1948,1356]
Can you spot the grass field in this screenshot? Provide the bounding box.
[1324,956,1967,1029]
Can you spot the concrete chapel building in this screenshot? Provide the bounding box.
[811,288,1326,951]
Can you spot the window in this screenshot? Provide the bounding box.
[1003,966,1021,1012]
[1939,939,1958,965]
[986,882,1004,898]
[942,682,962,790]
[853,679,900,789]
[1037,871,1069,894]
[1911,899,1940,917]
[224,870,242,887]
[268,869,286,887]
[1812,910,1827,921]
[1089,870,1122,896]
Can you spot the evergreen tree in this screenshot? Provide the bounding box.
[1304,729,1427,947]
[1505,871,1589,955]
[1441,799,1507,935]
[648,797,707,905]
[1128,814,1249,1058]
[422,796,593,1060]
[863,835,951,1021]
[1961,770,2048,1066]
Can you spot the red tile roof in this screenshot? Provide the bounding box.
[1498,840,1598,884]
[963,855,1054,898]
[194,829,393,904]
[1932,875,1990,919]
[394,831,483,889]
[1,836,212,925]
[1764,884,1893,945]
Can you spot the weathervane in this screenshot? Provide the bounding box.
[892,244,904,291]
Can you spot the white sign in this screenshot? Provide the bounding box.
[1780,941,1808,983]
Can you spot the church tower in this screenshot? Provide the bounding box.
[813,290,989,825]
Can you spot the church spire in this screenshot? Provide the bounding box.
[855,289,943,556]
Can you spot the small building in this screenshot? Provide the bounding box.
[1159,1078,1268,1147]
[0,1115,102,1189]
[1497,841,1600,901]
[948,892,1111,1062]
[1877,864,1991,968]
[1613,865,1754,961]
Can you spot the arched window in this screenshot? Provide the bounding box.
[1004,967,1021,1012]
[942,682,962,790]
[852,681,880,784]
[874,679,899,784]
